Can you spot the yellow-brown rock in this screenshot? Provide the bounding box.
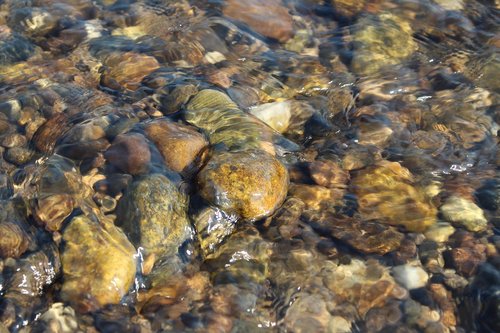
[352,161,437,232]
[144,120,208,173]
[198,150,288,220]
[101,52,159,91]
[60,215,136,312]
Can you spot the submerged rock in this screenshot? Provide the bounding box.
[351,13,417,75]
[101,52,160,91]
[144,119,208,174]
[223,0,294,42]
[353,161,437,232]
[0,200,31,259]
[60,215,136,312]
[197,149,288,220]
[104,133,151,175]
[116,174,192,261]
[440,196,488,232]
[186,89,298,154]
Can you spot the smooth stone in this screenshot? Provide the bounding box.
[61,215,136,312]
[4,147,34,165]
[424,223,456,243]
[37,303,79,333]
[1,133,26,148]
[104,133,151,175]
[101,52,160,91]
[440,196,488,232]
[223,0,294,42]
[0,201,31,259]
[116,174,192,260]
[309,159,350,189]
[144,120,208,173]
[393,264,429,290]
[249,101,292,133]
[198,149,289,220]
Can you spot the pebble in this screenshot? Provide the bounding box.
[104,133,151,175]
[249,101,292,133]
[393,264,429,290]
[424,223,456,243]
[1,133,27,148]
[440,196,488,232]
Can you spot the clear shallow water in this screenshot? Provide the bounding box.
[0,0,499,332]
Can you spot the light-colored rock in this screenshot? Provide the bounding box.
[440,196,488,232]
[393,264,429,290]
[249,101,291,133]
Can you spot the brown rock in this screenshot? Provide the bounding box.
[32,113,70,154]
[102,52,160,91]
[144,120,208,173]
[198,149,288,220]
[104,133,151,175]
[223,0,294,42]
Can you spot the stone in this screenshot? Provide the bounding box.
[352,161,437,232]
[288,184,344,211]
[198,150,288,221]
[223,0,294,42]
[144,120,208,173]
[331,0,366,18]
[249,101,292,133]
[440,196,488,232]
[3,147,34,165]
[60,215,136,312]
[351,13,417,75]
[0,201,31,259]
[104,133,151,175]
[392,264,429,290]
[1,133,26,148]
[424,223,456,243]
[101,52,160,91]
[309,159,350,189]
[116,174,192,261]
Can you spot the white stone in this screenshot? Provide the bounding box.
[393,264,429,290]
[249,101,292,133]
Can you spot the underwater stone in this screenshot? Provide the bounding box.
[197,149,288,221]
[61,215,136,312]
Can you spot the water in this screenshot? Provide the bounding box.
[0,0,499,332]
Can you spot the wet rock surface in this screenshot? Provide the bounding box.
[0,0,498,331]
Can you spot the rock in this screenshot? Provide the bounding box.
[144,120,208,173]
[8,8,58,37]
[393,265,429,290]
[186,89,298,154]
[223,0,294,42]
[0,200,31,259]
[284,293,332,333]
[1,134,26,148]
[323,259,408,317]
[249,101,292,133]
[36,303,79,333]
[475,179,499,211]
[440,196,488,232]
[104,133,151,175]
[32,113,70,154]
[60,215,136,312]
[116,174,192,261]
[198,149,288,220]
[309,159,350,189]
[331,0,366,18]
[191,206,238,257]
[351,13,417,75]
[352,161,437,232]
[101,52,160,91]
[424,223,455,243]
[288,184,344,211]
[305,210,404,255]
